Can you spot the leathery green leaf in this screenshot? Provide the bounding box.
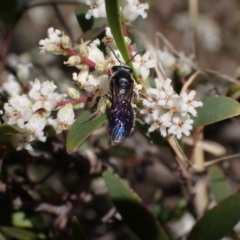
[208,166,231,203]
[187,192,240,240]
[193,96,240,127]
[103,169,170,240]
[66,111,107,152]
[0,227,45,240]
[71,217,88,240]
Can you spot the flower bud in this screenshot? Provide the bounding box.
[79,41,89,58]
[64,56,81,66]
[124,36,132,46]
[45,43,64,55]
[60,33,71,49]
[67,87,80,100]
[73,102,85,110]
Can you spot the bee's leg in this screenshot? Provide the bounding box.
[82,95,111,124]
[131,91,139,113]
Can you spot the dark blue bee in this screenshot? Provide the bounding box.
[108,65,136,144]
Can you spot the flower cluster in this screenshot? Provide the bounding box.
[2,79,75,151]
[85,0,149,22]
[61,28,154,99]
[140,78,203,139]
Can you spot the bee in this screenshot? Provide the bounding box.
[83,47,142,144]
[108,65,136,144]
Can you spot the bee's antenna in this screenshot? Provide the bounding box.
[106,44,123,65]
[125,49,145,65]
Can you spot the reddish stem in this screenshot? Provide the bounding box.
[66,48,77,56]
[121,22,128,36]
[80,57,96,68]
[56,97,92,107]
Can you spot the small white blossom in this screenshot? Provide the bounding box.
[73,70,109,97]
[133,51,156,80]
[39,27,61,47]
[16,63,32,82]
[121,0,149,22]
[3,95,33,128]
[11,133,34,151]
[88,41,106,72]
[105,50,124,69]
[157,49,176,69]
[39,27,63,54]
[154,78,179,109]
[29,79,66,112]
[48,104,75,133]
[102,27,115,46]
[25,113,47,142]
[2,74,22,96]
[168,114,193,139]
[177,90,203,117]
[72,69,89,88]
[85,0,106,19]
[177,53,193,76]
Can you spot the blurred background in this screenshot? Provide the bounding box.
[1,0,240,239]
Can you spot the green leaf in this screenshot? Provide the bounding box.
[187,192,240,240]
[66,111,107,152]
[0,124,25,146]
[12,212,33,228]
[0,232,6,240]
[107,145,135,158]
[0,227,45,240]
[104,0,139,82]
[208,166,231,203]
[71,217,88,240]
[193,96,240,127]
[103,169,170,240]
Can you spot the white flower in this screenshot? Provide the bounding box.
[25,113,47,142]
[72,69,89,88]
[2,74,22,96]
[48,104,75,133]
[154,78,179,109]
[73,70,109,97]
[16,63,32,82]
[3,95,33,128]
[88,74,109,96]
[102,27,115,46]
[85,0,106,19]
[121,0,149,22]
[177,90,203,116]
[168,114,193,139]
[39,27,63,54]
[39,27,61,47]
[88,41,106,72]
[29,79,66,112]
[11,133,34,151]
[157,49,176,69]
[105,50,124,69]
[133,51,156,80]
